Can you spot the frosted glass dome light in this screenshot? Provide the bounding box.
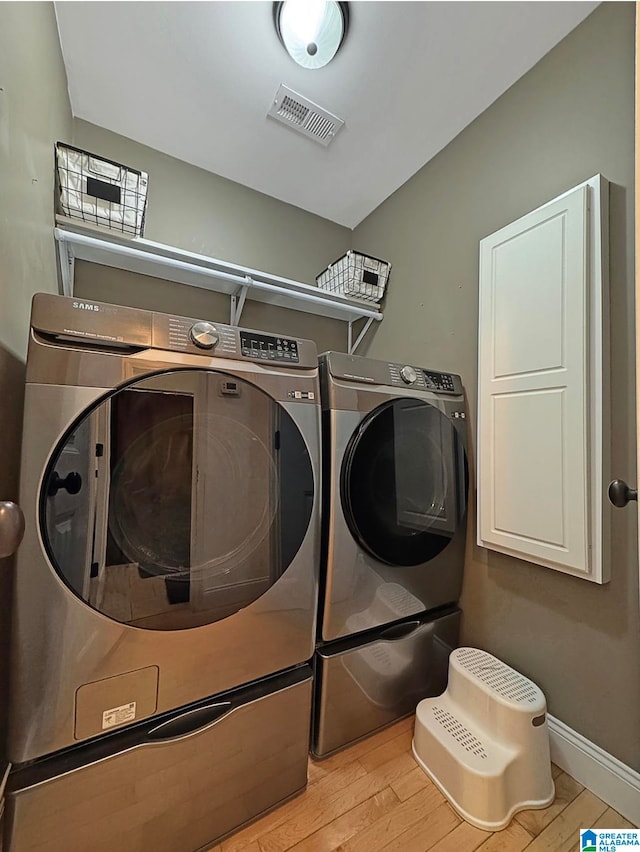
[274,1,349,70]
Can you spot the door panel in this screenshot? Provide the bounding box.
[341,398,467,566]
[322,406,467,642]
[477,181,609,581]
[41,369,314,630]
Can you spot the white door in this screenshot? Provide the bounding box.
[44,416,96,598]
[190,372,275,614]
[478,179,608,583]
[88,402,111,612]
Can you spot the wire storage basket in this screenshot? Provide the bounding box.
[56,142,148,237]
[316,250,391,304]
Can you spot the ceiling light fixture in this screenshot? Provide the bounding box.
[273,0,349,70]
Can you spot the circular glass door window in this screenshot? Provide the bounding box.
[41,370,314,630]
[341,398,467,566]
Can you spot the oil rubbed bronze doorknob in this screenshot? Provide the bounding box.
[0,501,25,559]
[48,471,82,497]
[608,479,638,508]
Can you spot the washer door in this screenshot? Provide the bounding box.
[41,370,314,630]
[341,398,467,566]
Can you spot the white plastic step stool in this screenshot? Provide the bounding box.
[412,647,555,830]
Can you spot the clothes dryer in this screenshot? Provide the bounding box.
[8,294,321,767]
[313,351,468,756]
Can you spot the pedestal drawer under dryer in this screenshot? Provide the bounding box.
[313,610,460,757]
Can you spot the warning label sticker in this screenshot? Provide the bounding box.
[102,701,137,730]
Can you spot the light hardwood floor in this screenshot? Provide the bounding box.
[207,716,637,852]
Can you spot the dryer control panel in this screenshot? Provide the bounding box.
[240,331,299,363]
[388,363,462,395]
[322,352,464,396]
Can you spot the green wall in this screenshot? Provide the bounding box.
[72,120,352,353]
[0,0,73,783]
[353,2,639,768]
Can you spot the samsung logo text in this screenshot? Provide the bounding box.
[72,302,100,312]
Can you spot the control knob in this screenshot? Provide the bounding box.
[190,321,219,350]
[400,365,417,384]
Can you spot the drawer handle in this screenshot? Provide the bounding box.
[146,701,233,742]
[378,620,421,641]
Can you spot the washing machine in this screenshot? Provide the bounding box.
[312,351,468,757]
[5,294,320,851]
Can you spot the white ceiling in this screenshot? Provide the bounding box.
[55,1,598,229]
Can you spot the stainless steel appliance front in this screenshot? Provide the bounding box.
[9,295,321,764]
[6,666,312,852]
[320,352,468,642]
[313,351,468,756]
[313,610,459,757]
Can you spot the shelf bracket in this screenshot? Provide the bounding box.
[230,279,250,326]
[58,241,75,297]
[348,316,375,355]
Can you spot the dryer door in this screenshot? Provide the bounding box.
[41,369,315,630]
[341,398,467,566]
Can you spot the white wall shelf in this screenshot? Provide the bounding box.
[54,219,382,354]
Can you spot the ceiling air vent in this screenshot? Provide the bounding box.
[267,84,344,147]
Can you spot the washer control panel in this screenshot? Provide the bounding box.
[156,314,312,365]
[240,331,299,363]
[32,294,318,368]
[423,370,456,393]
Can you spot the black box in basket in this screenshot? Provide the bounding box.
[316,250,391,304]
[55,142,148,237]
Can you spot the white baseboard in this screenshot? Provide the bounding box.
[548,714,640,826]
